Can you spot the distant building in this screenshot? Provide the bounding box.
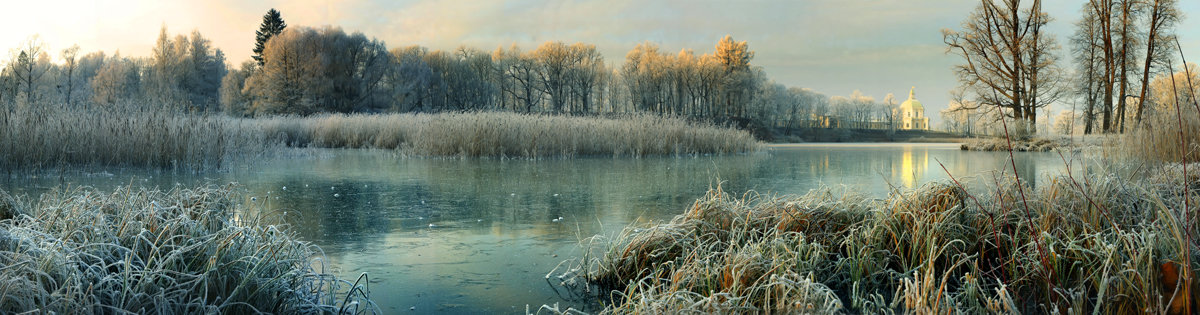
[897,87,929,130]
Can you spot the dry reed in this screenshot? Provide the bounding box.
[0,105,758,172]
[550,167,1200,314]
[0,103,273,171]
[0,185,376,314]
[259,112,760,158]
[1123,109,1200,163]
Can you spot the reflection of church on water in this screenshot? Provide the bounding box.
[893,146,929,188]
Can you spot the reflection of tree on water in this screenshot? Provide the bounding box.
[1010,153,1040,190]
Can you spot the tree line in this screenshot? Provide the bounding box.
[218,20,794,124]
[0,29,227,113]
[1,8,923,136]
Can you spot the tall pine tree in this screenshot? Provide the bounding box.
[252,9,286,66]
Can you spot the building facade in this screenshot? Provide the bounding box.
[897,87,929,130]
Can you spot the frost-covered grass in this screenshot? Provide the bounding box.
[1123,109,1200,163]
[259,112,759,158]
[0,105,758,171]
[548,164,1199,314]
[959,137,1070,152]
[0,185,376,314]
[0,104,272,171]
[539,83,1200,314]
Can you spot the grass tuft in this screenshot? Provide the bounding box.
[0,185,376,314]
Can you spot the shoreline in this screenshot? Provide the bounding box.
[767,142,964,148]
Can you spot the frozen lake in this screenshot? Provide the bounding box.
[0,143,1074,313]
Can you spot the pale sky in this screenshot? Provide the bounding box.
[3,0,1199,125]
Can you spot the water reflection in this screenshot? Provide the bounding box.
[898,146,927,188]
[0,144,1072,313]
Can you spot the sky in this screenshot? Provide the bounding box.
[2,0,1199,125]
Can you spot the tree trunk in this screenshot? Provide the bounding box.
[1116,1,1131,133]
[1095,0,1115,133]
[1135,0,1164,124]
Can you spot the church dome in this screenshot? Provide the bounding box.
[900,87,923,111]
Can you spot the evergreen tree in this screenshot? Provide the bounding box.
[252,9,286,66]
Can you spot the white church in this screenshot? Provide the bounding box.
[896,87,929,130]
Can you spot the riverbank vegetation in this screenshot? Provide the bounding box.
[1124,99,1200,163]
[0,103,273,171]
[0,105,758,170]
[552,13,1200,308]
[959,137,1069,152]
[0,185,376,313]
[260,112,757,157]
[549,42,1200,314]
[550,161,1198,313]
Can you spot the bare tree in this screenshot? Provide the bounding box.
[73,51,107,107]
[1071,5,1103,134]
[1053,110,1077,135]
[12,36,48,107]
[944,0,1063,132]
[881,93,898,132]
[533,41,577,113]
[622,42,666,113]
[715,35,754,117]
[186,30,227,112]
[849,90,876,128]
[1147,63,1199,115]
[0,56,12,109]
[1088,0,1118,132]
[390,46,433,112]
[1133,0,1180,124]
[219,61,255,116]
[90,53,142,106]
[1113,0,1139,132]
[493,45,542,113]
[565,43,604,114]
[60,45,80,107]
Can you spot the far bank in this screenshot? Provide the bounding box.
[759,127,965,143]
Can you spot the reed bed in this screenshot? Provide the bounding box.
[258,112,760,158]
[0,104,273,171]
[0,185,376,314]
[1,105,757,171]
[1123,109,1200,163]
[549,166,1200,314]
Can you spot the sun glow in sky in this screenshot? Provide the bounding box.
[3,0,1199,123]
